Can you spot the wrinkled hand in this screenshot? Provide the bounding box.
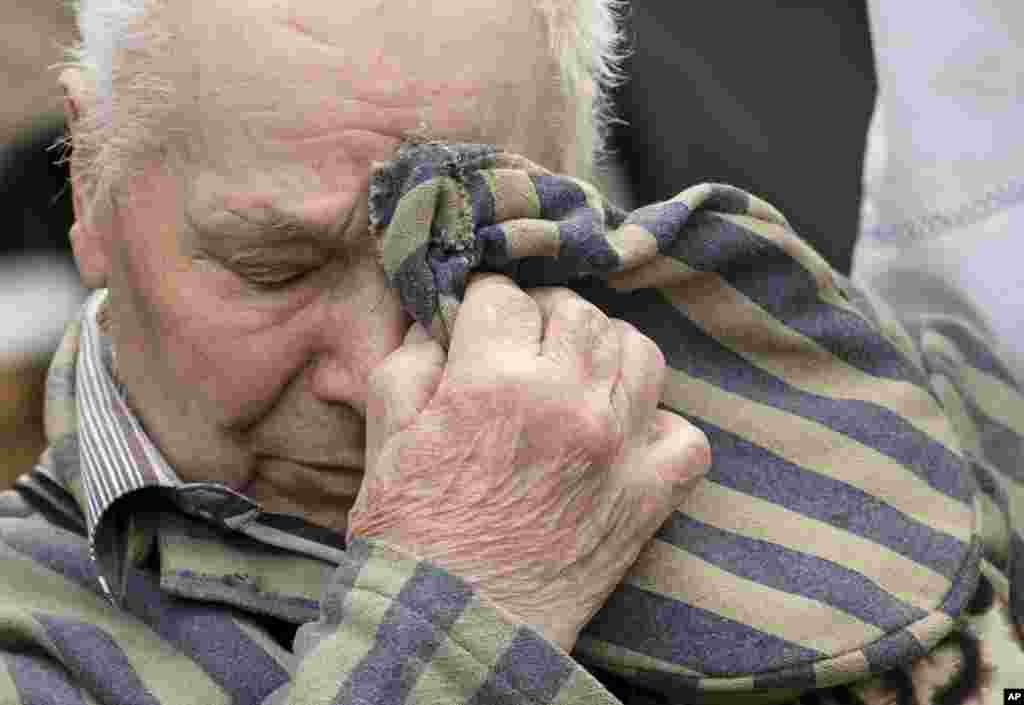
[348,272,710,652]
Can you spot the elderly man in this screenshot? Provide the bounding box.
[3,0,1021,702]
[0,0,713,703]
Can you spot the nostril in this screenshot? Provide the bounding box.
[310,362,370,419]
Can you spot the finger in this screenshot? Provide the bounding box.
[610,410,710,541]
[639,411,712,509]
[447,272,543,374]
[530,287,618,383]
[365,323,446,471]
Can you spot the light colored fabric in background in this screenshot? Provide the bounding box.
[0,255,83,360]
[856,0,1024,380]
[854,0,1024,693]
[0,256,84,487]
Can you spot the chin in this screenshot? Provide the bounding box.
[243,456,364,531]
[256,489,356,535]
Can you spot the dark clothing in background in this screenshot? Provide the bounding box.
[0,117,73,257]
[2,2,877,274]
[612,2,876,275]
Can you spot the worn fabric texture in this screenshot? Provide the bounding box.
[0,140,1019,705]
[368,141,1024,702]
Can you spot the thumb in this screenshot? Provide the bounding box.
[632,410,711,520]
[365,321,446,471]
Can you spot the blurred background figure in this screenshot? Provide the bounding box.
[0,0,876,489]
[0,255,82,487]
[1,0,79,487]
[1,0,75,146]
[850,0,1024,692]
[854,0,1024,379]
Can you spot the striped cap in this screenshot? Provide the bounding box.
[367,142,996,701]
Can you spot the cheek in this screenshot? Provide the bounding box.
[161,296,317,424]
[112,223,316,423]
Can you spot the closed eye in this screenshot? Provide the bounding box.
[241,267,317,290]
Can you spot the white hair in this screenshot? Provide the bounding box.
[56,0,629,215]
[534,0,631,180]
[54,0,176,216]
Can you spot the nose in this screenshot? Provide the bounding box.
[307,260,411,416]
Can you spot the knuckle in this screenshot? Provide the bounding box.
[488,289,538,324]
[611,317,638,336]
[577,402,624,462]
[650,415,713,488]
[468,276,537,321]
[681,427,713,475]
[616,319,664,368]
[559,294,608,328]
[644,333,666,371]
[577,310,614,356]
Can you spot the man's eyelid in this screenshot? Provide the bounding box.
[187,198,366,254]
[191,230,331,272]
[228,202,364,247]
[193,245,327,293]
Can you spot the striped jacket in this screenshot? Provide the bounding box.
[367,142,1024,701]
[2,141,1021,704]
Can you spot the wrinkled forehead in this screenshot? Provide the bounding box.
[164,0,567,169]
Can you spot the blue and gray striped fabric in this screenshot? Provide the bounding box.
[1,139,1018,705]
[367,141,1023,700]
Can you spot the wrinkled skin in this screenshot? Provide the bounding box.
[61,0,711,650]
[63,0,571,529]
[351,275,710,650]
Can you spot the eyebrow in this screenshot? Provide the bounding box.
[188,203,362,250]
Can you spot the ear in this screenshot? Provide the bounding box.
[59,67,112,290]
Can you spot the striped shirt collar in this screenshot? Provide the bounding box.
[76,290,178,533]
[37,289,348,609]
